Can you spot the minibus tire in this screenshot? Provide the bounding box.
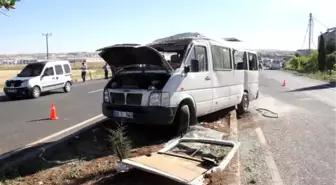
[237,92,249,115]
[174,104,190,136]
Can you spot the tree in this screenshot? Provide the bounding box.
[0,0,17,10]
[318,34,326,72]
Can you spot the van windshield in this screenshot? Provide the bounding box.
[149,40,191,70]
[18,63,45,77]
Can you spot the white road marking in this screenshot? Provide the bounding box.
[286,86,294,90]
[0,114,104,160]
[255,127,284,185]
[27,114,104,146]
[298,97,312,101]
[88,89,103,93]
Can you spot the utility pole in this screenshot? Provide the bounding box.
[42,33,52,60]
[308,13,313,51]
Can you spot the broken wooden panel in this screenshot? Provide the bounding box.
[127,153,209,182]
[122,138,240,185]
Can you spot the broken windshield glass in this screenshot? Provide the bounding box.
[169,141,233,162]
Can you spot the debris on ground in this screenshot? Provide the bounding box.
[185,126,228,140]
[0,109,235,185]
[121,138,239,185]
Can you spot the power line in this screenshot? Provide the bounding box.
[313,16,329,29]
[0,10,9,16]
[42,33,52,60]
[301,24,309,49]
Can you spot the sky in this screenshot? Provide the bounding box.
[0,0,335,54]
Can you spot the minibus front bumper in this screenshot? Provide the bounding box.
[102,103,177,125]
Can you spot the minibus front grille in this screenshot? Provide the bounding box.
[126,93,142,105]
[110,93,125,105]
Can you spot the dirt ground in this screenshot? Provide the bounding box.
[0,109,234,185]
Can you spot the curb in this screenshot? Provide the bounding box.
[228,108,241,185]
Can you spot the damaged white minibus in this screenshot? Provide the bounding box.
[98,33,250,134]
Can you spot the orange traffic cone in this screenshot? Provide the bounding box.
[282,80,286,87]
[49,103,59,120]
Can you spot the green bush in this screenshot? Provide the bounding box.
[326,51,336,73]
[286,51,318,73]
[107,122,132,160]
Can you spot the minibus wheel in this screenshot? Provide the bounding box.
[174,104,190,136]
[237,92,249,114]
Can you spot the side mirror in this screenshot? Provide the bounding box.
[190,59,199,72]
[184,65,190,73]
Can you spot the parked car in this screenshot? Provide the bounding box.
[98,33,259,135]
[3,60,73,99]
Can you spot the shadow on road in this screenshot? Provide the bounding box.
[0,90,65,103]
[287,82,335,92]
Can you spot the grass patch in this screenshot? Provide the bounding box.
[285,69,336,83]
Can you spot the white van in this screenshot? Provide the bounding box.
[3,60,73,99]
[270,60,281,70]
[98,33,247,134]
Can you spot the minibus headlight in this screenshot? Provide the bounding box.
[104,89,110,102]
[149,92,169,107]
[149,92,161,106]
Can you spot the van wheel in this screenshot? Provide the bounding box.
[174,105,190,136]
[63,82,71,92]
[237,92,249,115]
[31,86,41,99]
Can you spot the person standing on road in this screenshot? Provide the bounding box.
[81,62,87,82]
[103,62,110,79]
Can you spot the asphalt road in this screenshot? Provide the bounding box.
[240,70,336,185]
[0,79,108,156]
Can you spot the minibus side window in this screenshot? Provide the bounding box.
[233,50,247,70]
[186,45,208,72]
[195,46,208,72]
[248,53,258,71]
